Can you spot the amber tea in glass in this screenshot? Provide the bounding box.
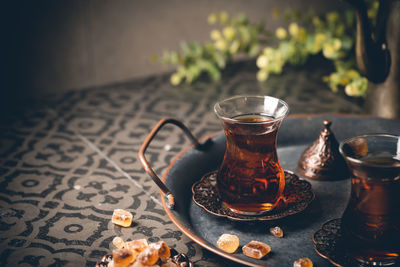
[214,95,289,215]
[339,134,400,266]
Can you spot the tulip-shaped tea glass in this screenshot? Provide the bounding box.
[339,134,400,266]
[214,95,289,215]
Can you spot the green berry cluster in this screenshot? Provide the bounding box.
[158,1,379,97]
[257,5,376,97]
[160,12,263,86]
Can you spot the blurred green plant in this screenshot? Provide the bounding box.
[157,12,265,86]
[156,1,379,97]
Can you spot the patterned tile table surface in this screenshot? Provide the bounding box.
[0,60,365,266]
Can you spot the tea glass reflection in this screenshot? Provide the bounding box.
[339,134,400,266]
[214,95,289,215]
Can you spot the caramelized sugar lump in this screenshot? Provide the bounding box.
[149,240,171,258]
[242,241,271,259]
[216,234,239,253]
[269,226,284,238]
[113,236,125,249]
[124,239,149,261]
[124,239,149,253]
[112,248,133,267]
[131,260,178,267]
[112,209,133,227]
[97,238,181,267]
[136,247,159,266]
[293,257,313,267]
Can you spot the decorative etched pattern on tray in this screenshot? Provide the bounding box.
[312,219,355,267]
[192,170,314,221]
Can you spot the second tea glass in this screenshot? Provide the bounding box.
[339,134,400,266]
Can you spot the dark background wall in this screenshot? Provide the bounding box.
[3,0,350,101]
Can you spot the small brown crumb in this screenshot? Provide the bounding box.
[293,257,313,267]
[269,226,284,238]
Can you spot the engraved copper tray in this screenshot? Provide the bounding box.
[192,170,314,221]
[139,115,400,267]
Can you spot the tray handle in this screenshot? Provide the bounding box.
[138,118,212,210]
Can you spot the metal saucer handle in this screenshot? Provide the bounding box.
[138,118,212,210]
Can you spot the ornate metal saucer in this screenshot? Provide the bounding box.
[312,219,357,267]
[192,170,315,221]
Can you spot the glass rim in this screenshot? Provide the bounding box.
[339,133,400,167]
[214,95,289,124]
